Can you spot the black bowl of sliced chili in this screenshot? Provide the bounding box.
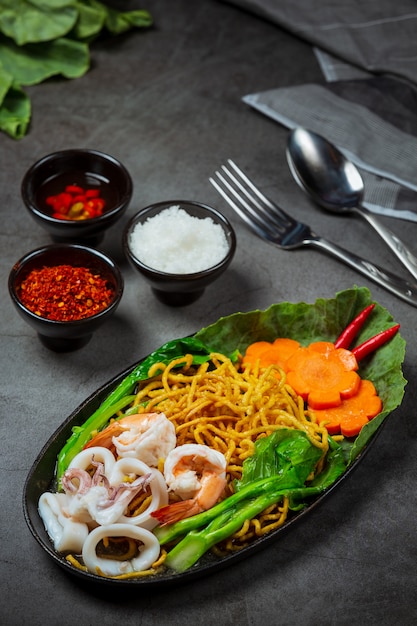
[8,244,124,352]
[21,149,133,246]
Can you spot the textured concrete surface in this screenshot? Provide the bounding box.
[1,1,416,624]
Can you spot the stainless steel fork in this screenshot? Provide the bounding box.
[210,159,417,307]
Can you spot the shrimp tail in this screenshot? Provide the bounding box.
[151,499,201,526]
[83,422,122,451]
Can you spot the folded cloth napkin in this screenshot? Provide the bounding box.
[223,0,417,222]
[313,49,372,83]
[224,0,417,85]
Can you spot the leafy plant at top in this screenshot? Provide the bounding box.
[0,0,152,139]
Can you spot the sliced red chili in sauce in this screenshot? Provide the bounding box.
[46,184,106,221]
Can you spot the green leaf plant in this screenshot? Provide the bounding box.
[0,0,152,138]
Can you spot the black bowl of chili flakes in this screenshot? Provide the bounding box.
[8,244,124,352]
[21,149,133,246]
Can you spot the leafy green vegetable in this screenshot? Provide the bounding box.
[0,80,30,139]
[0,1,78,45]
[0,0,152,138]
[135,336,238,380]
[235,429,323,491]
[0,36,89,84]
[195,286,407,464]
[155,430,347,572]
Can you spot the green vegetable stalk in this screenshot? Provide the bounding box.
[155,430,347,572]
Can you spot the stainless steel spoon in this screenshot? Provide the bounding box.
[286,127,417,282]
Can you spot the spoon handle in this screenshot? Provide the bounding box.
[356,207,417,282]
[310,235,417,307]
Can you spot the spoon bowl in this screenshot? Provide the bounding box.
[286,127,417,281]
[286,127,364,212]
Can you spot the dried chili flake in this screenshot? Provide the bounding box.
[18,264,115,321]
[47,184,106,221]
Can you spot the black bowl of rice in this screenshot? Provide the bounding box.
[123,201,236,306]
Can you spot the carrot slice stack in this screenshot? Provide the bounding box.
[242,337,300,371]
[312,379,382,437]
[285,341,360,409]
[242,336,385,438]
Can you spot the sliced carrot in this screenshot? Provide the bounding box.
[242,337,300,371]
[285,341,360,409]
[242,337,382,438]
[242,341,277,365]
[312,379,382,437]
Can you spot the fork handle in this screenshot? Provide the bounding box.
[311,236,417,307]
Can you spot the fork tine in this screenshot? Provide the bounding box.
[226,160,276,212]
[225,160,295,230]
[220,163,266,214]
[211,159,295,235]
[209,170,278,240]
[210,161,293,241]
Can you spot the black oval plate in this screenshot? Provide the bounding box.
[22,359,388,589]
[23,291,406,588]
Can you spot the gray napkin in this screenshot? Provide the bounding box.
[224,0,417,221]
[225,0,417,85]
[313,49,372,83]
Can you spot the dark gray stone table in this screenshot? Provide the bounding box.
[1,1,415,624]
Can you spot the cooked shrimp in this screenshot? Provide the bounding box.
[151,443,227,525]
[83,412,176,467]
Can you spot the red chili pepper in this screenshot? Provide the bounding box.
[82,205,95,218]
[85,189,100,198]
[90,197,105,212]
[46,192,72,213]
[71,194,86,203]
[334,303,376,349]
[351,324,400,361]
[65,184,85,195]
[46,184,106,221]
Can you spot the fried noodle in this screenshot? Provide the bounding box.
[129,352,329,551]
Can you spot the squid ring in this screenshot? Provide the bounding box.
[67,446,116,475]
[82,523,160,576]
[109,458,168,530]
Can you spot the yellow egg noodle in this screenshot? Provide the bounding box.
[66,352,330,578]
